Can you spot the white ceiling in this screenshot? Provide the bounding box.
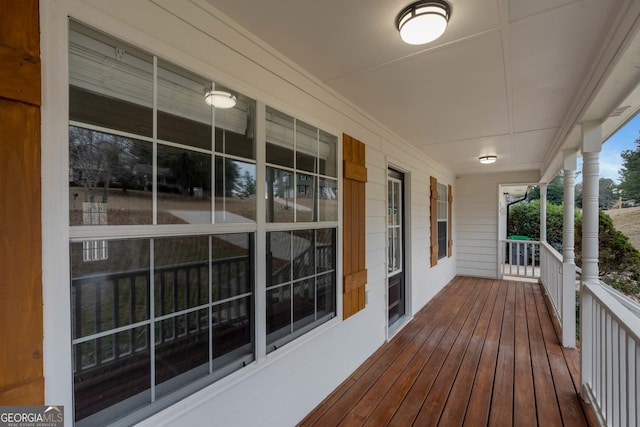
[204,0,640,177]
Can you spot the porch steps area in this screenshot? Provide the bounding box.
[299,276,597,426]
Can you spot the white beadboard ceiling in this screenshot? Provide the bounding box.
[203,0,640,177]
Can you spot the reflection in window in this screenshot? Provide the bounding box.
[69,23,256,228]
[319,178,338,221]
[266,168,294,222]
[266,229,336,352]
[69,26,153,137]
[296,120,317,173]
[266,107,294,168]
[265,107,338,224]
[296,174,316,222]
[71,234,254,423]
[71,239,151,422]
[214,157,256,223]
[157,145,212,224]
[157,61,212,150]
[69,126,153,226]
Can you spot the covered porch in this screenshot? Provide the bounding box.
[300,276,596,426]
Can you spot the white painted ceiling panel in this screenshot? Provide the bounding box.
[203,0,639,177]
[330,30,509,145]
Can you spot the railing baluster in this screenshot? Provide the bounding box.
[622,329,629,427]
[74,284,82,372]
[114,279,120,360]
[581,283,640,426]
[95,281,101,366]
[172,267,178,339]
[612,321,619,426]
[129,275,135,354]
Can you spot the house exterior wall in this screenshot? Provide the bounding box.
[40,1,457,425]
[456,171,540,279]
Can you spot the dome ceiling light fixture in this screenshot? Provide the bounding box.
[204,88,237,109]
[396,0,451,45]
[479,155,497,164]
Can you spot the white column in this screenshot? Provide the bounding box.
[581,121,601,283]
[563,150,577,263]
[580,120,601,396]
[562,149,577,347]
[540,183,547,243]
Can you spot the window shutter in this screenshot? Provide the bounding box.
[448,184,453,257]
[430,176,438,267]
[343,134,367,319]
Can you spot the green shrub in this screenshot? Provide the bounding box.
[575,210,640,277]
[508,200,575,251]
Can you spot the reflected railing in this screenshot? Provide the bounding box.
[71,255,252,421]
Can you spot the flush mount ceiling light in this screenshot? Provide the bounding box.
[479,155,497,164]
[396,0,451,45]
[204,89,237,109]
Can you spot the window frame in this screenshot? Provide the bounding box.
[430,176,452,266]
[62,21,341,427]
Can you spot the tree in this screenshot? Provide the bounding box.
[239,170,256,198]
[618,134,640,201]
[599,178,619,209]
[527,173,564,205]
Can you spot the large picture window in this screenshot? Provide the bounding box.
[69,22,257,426]
[68,22,338,426]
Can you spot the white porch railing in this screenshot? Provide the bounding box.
[540,242,562,303]
[499,239,540,279]
[581,281,640,427]
[539,242,576,347]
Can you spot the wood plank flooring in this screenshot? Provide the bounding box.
[298,276,596,427]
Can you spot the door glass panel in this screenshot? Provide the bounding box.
[387,172,405,327]
[392,228,401,272]
[393,182,400,225]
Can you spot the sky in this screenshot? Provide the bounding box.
[600,113,640,183]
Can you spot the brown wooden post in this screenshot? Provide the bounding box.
[0,0,44,405]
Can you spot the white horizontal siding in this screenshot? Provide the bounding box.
[456,171,540,278]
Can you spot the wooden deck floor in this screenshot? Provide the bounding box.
[299,276,597,427]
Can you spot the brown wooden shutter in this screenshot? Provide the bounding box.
[343,134,367,319]
[430,176,438,267]
[0,0,44,404]
[448,184,453,257]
